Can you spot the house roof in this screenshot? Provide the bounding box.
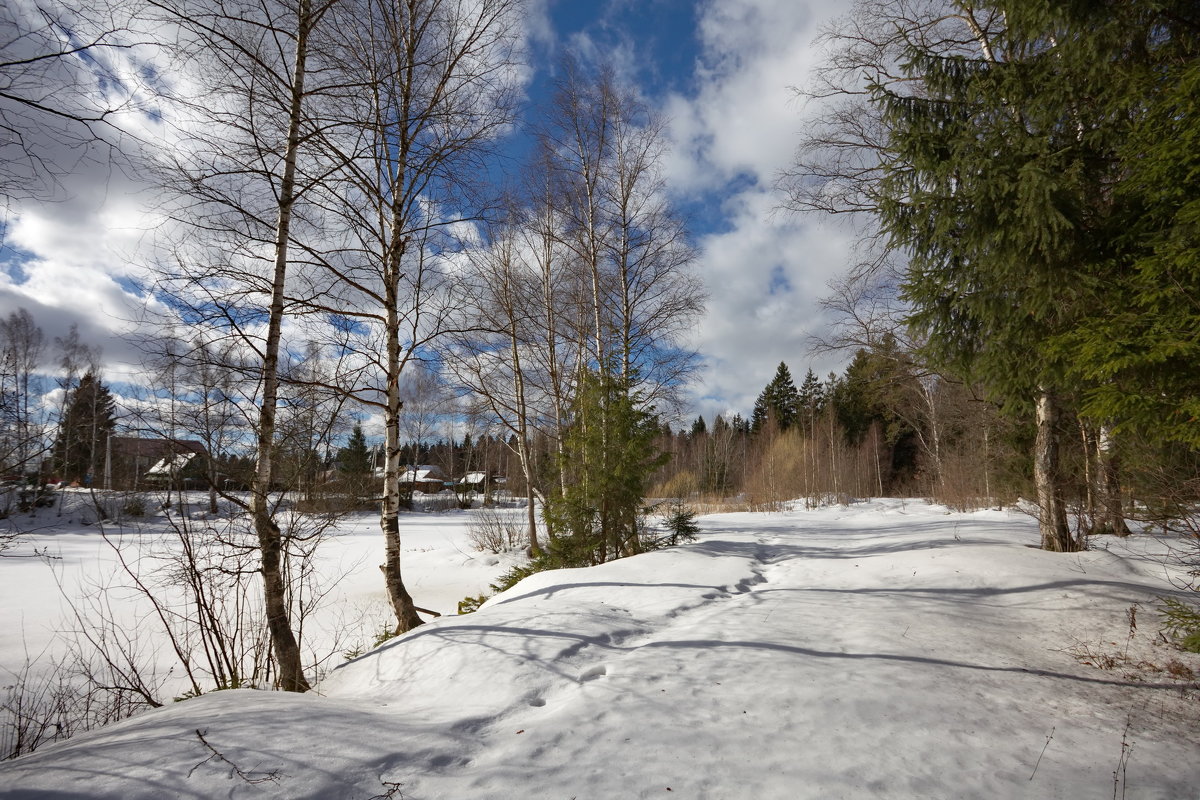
[399,465,445,483]
[144,453,198,477]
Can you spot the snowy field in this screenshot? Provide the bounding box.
[0,490,526,683]
[2,498,1199,798]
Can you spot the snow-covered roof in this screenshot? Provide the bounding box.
[143,453,196,477]
[459,471,488,484]
[399,465,444,483]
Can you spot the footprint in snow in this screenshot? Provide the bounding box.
[579,664,607,682]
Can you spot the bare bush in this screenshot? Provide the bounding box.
[1,642,163,761]
[686,496,755,515]
[414,494,462,514]
[2,655,79,759]
[651,469,700,500]
[467,508,527,554]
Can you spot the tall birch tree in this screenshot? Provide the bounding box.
[309,0,522,633]
[150,0,344,690]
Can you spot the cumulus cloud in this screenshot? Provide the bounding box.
[687,192,853,417]
[661,0,854,420]
[0,0,543,398]
[0,150,165,384]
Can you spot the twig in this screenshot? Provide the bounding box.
[1113,718,1133,800]
[368,780,407,800]
[1123,604,1138,661]
[189,728,282,784]
[1029,726,1054,781]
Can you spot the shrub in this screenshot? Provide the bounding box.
[467,508,527,554]
[1160,596,1200,653]
[122,495,147,518]
[457,594,488,615]
[342,623,399,661]
[650,469,699,499]
[489,559,547,594]
[416,493,458,513]
[659,500,700,546]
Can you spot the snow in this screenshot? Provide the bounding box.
[143,452,197,477]
[0,491,524,702]
[399,466,445,483]
[2,498,1198,798]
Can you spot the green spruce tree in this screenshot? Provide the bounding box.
[797,368,824,435]
[54,371,115,485]
[337,423,374,505]
[544,369,668,566]
[1065,25,1200,448]
[866,1,1162,550]
[751,362,802,434]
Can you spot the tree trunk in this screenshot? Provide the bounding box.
[1078,419,1097,535]
[510,344,541,556]
[1034,388,1076,552]
[248,0,314,693]
[380,233,424,635]
[1096,423,1130,536]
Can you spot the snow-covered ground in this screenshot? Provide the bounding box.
[0,489,527,747]
[1,492,519,655]
[2,498,1199,798]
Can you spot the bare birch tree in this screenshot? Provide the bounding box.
[540,61,703,405]
[0,309,47,483]
[298,0,523,633]
[147,0,349,690]
[446,218,543,552]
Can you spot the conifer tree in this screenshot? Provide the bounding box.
[788,0,1200,542]
[338,424,372,475]
[864,1,1159,550]
[1064,18,1200,448]
[53,371,115,485]
[544,369,667,565]
[729,413,750,437]
[337,423,373,504]
[751,362,801,434]
[797,368,824,434]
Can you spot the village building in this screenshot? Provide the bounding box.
[398,464,447,493]
[105,437,209,490]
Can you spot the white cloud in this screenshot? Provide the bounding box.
[662,0,854,419]
[0,0,547,396]
[521,0,556,53]
[664,0,832,194]
[0,189,159,382]
[1,0,858,427]
[686,189,852,418]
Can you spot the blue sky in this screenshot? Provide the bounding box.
[0,0,853,424]
[539,1,704,95]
